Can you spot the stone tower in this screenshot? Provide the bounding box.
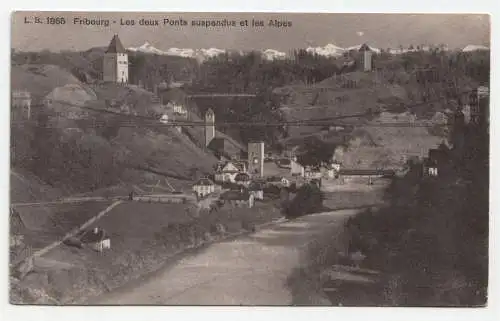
[358,43,373,72]
[205,108,215,147]
[248,142,265,177]
[103,34,129,83]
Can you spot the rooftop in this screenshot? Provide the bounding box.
[194,178,215,186]
[106,35,127,54]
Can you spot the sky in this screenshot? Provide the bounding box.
[11,12,490,52]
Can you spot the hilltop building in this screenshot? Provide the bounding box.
[103,34,129,83]
[358,43,373,72]
[205,108,216,147]
[11,90,32,119]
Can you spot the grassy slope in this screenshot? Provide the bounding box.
[11,64,222,197]
[274,69,469,169]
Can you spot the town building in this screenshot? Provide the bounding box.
[248,181,265,200]
[290,157,305,177]
[304,166,323,180]
[169,102,188,116]
[248,141,265,177]
[357,43,374,72]
[214,161,247,183]
[220,189,255,208]
[234,172,251,187]
[11,90,32,119]
[205,108,216,147]
[192,178,215,198]
[103,34,129,83]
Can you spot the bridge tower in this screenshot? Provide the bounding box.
[205,108,215,147]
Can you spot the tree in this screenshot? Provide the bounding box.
[297,136,335,166]
[285,183,324,218]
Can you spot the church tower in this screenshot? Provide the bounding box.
[103,34,129,83]
[205,108,215,147]
[358,43,373,72]
[248,142,265,177]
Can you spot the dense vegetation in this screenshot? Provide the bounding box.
[345,101,489,305]
[283,182,325,219]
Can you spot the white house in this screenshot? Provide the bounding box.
[304,166,322,179]
[192,178,216,197]
[160,114,169,124]
[169,102,187,116]
[214,161,247,183]
[290,157,305,177]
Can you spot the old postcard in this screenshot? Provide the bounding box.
[9,11,490,306]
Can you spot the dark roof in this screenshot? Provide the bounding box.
[80,228,109,244]
[339,169,396,176]
[194,178,214,186]
[248,182,264,191]
[106,35,127,54]
[428,149,449,163]
[220,190,251,201]
[358,43,372,52]
[278,159,291,166]
[234,173,251,181]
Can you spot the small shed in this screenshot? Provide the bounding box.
[80,227,111,252]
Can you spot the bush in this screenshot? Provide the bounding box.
[284,183,324,219]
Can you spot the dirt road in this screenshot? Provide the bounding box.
[88,208,360,305]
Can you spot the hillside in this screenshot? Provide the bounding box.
[273,65,478,169]
[10,64,220,195]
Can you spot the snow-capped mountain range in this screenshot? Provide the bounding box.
[127,42,489,61]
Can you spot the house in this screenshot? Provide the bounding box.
[291,158,305,177]
[220,189,255,208]
[423,157,439,177]
[234,172,251,187]
[80,227,111,252]
[11,90,32,119]
[160,114,169,124]
[248,181,264,200]
[422,148,449,177]
[192,178,215,197]
[322,164,336,179]
[304,166,323,179]
[214,161,248,183]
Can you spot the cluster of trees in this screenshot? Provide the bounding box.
[345,99,489,305]
[188,51,342,146]
[283,182,325,219]
[11,112,127,192]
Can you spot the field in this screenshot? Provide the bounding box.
[13,201,115,250]
[11,200,283,304]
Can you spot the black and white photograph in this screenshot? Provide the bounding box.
[9,11,490,307]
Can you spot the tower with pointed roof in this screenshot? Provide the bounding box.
[103,34,129,83]
[358,43,373,72]
[205,108,215,147]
